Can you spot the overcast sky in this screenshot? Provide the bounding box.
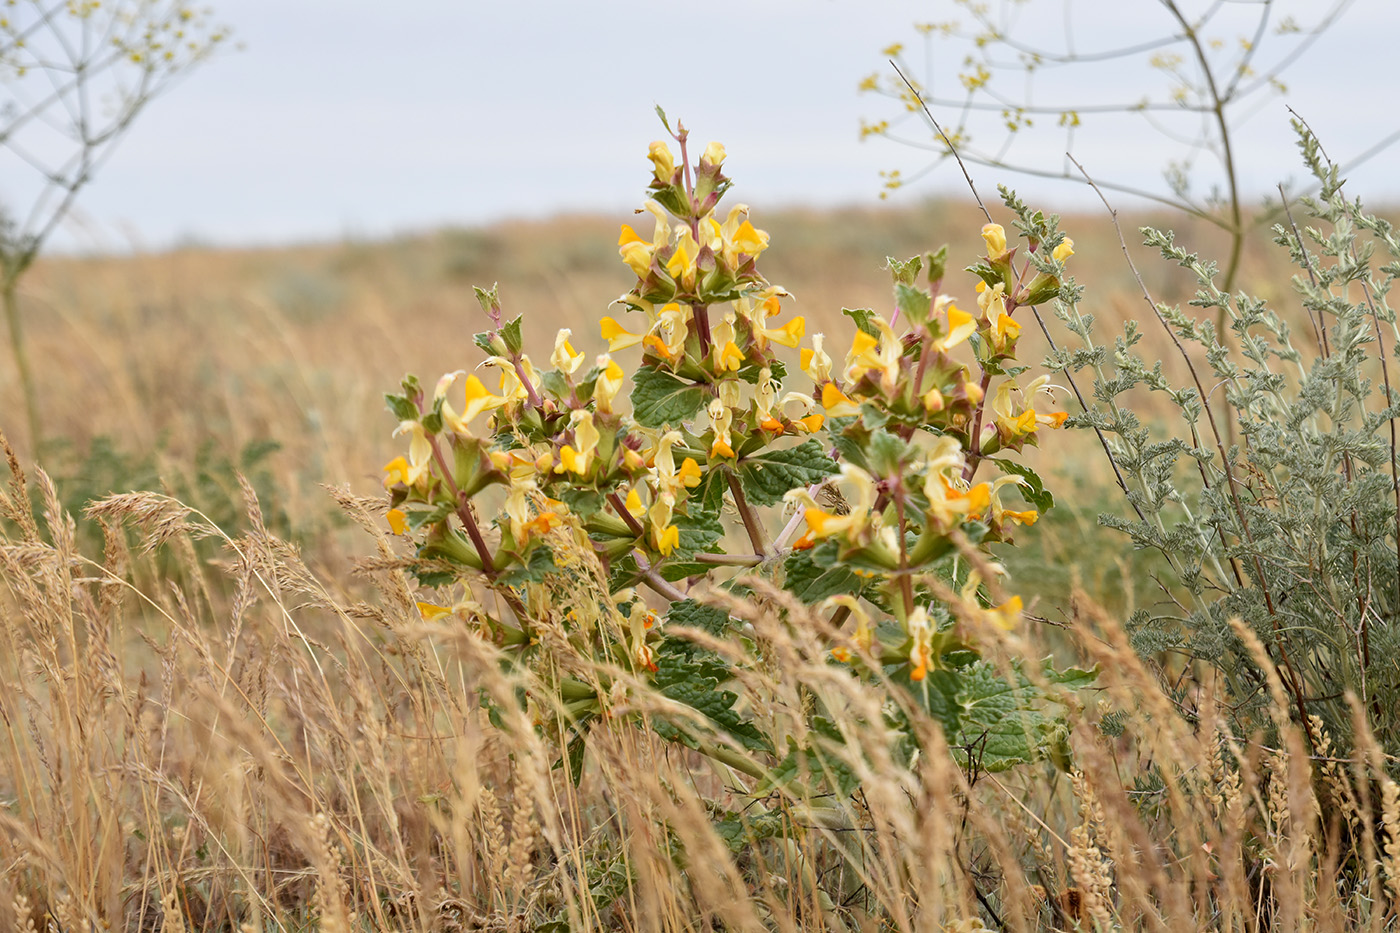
[2,0,1394,252]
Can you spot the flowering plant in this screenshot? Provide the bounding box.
[381,112,1091,791]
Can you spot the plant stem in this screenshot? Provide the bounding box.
[726,470,767,556]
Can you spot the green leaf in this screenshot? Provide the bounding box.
[737,358,787,384]
[499,545,556,586]
[385,392,418,423]
[842,307,880,338]
[989,458,1056,512]
[559,488,603,515]
[894,282,932,326]
[666,598,732,636]
[736,439,839,507]
[783,545,863,604]
[675,508,723,555]
[886,254,923,286]
[630,368,708,428]
[908,659,1095,773]
[501,315,524,356]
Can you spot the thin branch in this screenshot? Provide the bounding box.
[891,60,992,225]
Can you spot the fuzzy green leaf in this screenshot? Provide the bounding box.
[630,369,708,428]
[736,439,839,507]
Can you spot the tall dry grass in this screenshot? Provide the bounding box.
[3,408,1399,930]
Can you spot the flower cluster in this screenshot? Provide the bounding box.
[380,118,1070,690]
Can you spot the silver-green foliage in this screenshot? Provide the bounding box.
[1055,121,1400,758]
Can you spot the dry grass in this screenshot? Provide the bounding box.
[3,200,1399,930]
[2,422,1400,931]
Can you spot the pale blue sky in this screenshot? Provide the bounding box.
[3,0,1395,251]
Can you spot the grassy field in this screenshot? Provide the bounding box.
[2,196,1397,931]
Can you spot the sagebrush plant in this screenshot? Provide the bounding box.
[1056,119,1400,762]
[380,111,1089,793]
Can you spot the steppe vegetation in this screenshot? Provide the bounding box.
[2,108,1400,933]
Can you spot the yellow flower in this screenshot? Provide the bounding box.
[551,328,585,374]
[594,357,626,412]
[555,411,600,476]
[717,340,744,372]
[702,140,726,168]
[730,219,768,257]
[843,315,901,394]
[801,333,833,383]
[1052,237,1074,263]
[654,523,680,556]
[652,302,690,360]
[708,398,735,459]
[924,472,992,527]
[624,487,645,517]
[989,308,1022,353]
[648,140,676,184]
[417,601,454,622]
[763,316,805,348]
[790,463,877,540]
[981,222,1008,261]
[460,374,509,423]
[386,419,434,487]
[907,606,934,681]
[666,228,699,290]
[821,383,861,417]
[677,457,702,487]
[618,224,654,278]
[987,595,1023,630]
[934,297,977,352]
[386,508,408,535]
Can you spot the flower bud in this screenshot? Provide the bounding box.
[981,223,1008,261]
[648,141,676,185]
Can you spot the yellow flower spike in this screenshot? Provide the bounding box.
[551,328,585,374]
[624,488,645,517]
[821,383,861,417]
[386,508,408,535]
[981,222,1009,261]
[648,140,676,184]
[987,595,1024,630]
[573,410,600,464]
[417,601,454,622]
[845,330,879,381]
[600,317,643,352]
[618,224,643,247]
[677,457,702,488]
[796,413,825,433]
[1052,237,1074,263]
[717,340,745,372]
